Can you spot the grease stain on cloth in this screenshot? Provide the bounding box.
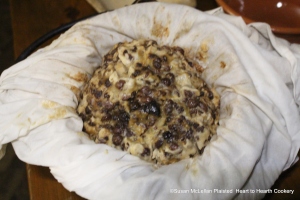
[173,20,193,42]
[42,100,58,109]
[16,100,74,130]
[112,15,122,31]
[151,17,170,38]
[173,8,197,42]
[48,107,68,120]
[196,41,210,62]
[68,85,81,101]
[151,6,171,38]
[185,158,200,177]
[65,72,89,83]
[41,100,75,121]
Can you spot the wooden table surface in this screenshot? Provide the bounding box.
[9,0,300,199]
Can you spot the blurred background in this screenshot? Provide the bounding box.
[0,0,30,199]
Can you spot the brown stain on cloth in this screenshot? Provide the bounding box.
[151,6,171,39]
[66,72,89,83]
[151,16,170,38]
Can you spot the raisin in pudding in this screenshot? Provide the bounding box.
[77,39,220,165]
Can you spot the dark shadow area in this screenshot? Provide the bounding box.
[0,0,30,199]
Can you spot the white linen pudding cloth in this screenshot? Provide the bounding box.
[0,3,300,200]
